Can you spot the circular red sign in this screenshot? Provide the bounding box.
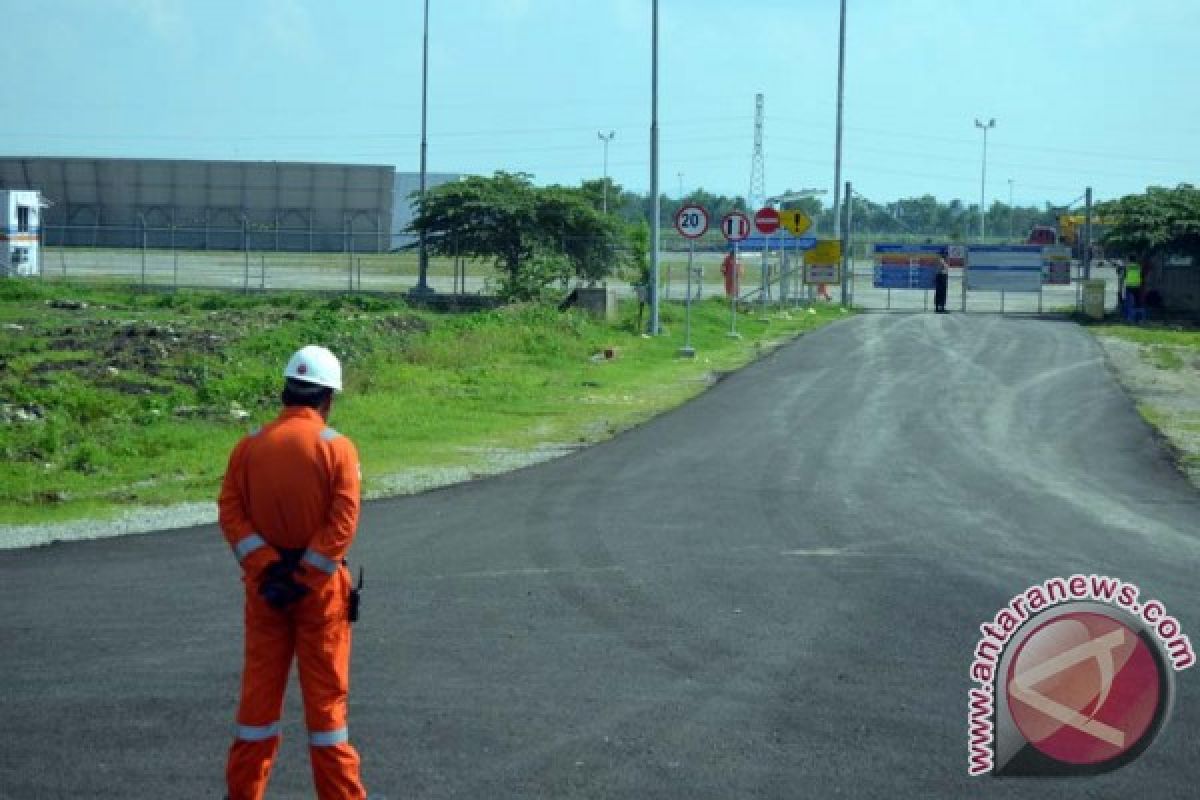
[1005,611,1163,766]
[674,204,709,239]
[754,207,780,234]
[721,212,750,241]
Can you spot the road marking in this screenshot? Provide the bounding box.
[779,548,863,557]
[421,565,627,581]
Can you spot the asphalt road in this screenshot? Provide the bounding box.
[2,313,1198,799]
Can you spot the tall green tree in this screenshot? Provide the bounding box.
[537,186,624,284]
[1099,184,1200,261]
[409,171,540,286]
[409,172,628,299]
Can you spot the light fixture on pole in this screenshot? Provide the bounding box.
[597,131,615,214]
[411,0,434,297]
[974,117,996,240]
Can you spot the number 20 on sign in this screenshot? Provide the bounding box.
[675,205,709,239]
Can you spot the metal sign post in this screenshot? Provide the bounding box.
[720,211,750,338]
[754,207,780,307]
[675,204,709,357]
[681,238,696,357]
[729,241,741,338]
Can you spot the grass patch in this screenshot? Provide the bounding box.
[1136,403,1169,429]
[1089,323,1200,349]
[0,279,847,527]
[1144,345,1186,371]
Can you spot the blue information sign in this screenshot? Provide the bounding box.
[966,245,1043,292]
[734,234,817,252]
[872,243,946,290]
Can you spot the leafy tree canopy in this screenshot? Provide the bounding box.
[1098,184,1200,261]
[409,172,626,299]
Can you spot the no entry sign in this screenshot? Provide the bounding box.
[721,211,751,242]
[754,207,780,234]
[674,204,709,239]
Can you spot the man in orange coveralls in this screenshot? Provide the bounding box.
[721,249,743,298]
[219,344,368,800]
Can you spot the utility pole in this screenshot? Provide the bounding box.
[974,118,995,240]
[649,0,660,335]
[831,0,847,228]
[1084,186,1093,280]
[597,131,615,214]
[841,181,852,306]
[677,171,684,200]
[412,0,433,297]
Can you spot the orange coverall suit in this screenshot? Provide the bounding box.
[219,406,366,800]
[721,252,743,298]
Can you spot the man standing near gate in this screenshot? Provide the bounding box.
[219,345,369,800]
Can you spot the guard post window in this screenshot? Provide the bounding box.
[16,206,30,233]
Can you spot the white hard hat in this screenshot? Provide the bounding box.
[283,345,343,392]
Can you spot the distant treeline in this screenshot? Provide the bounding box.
[597,180,1058,242]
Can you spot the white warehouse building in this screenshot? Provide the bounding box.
[0,157,458,253]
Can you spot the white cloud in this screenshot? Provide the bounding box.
[120,0,190,45]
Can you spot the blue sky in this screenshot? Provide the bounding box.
[2,0,1196,208]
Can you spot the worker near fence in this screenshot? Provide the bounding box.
[1124,255,1144,312]
[721,250,743,298]
[219,345,368,800]
[933,257,950,313]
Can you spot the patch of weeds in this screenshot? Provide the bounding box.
[1145,345,1185,371]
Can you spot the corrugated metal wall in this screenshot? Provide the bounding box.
[0,157,397,253]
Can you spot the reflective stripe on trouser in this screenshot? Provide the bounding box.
[232,533,267,563]
[226,565,365,800]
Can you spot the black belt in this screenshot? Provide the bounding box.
[277,547,306,567]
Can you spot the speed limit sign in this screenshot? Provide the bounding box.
[674,204,709,239]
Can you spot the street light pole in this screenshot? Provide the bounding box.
[649,0,660,335]
[597,131,615,214]
[831,0,847,227]
[974,117,995,240]
[412,0,433,296]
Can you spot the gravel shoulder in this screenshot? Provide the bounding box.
[1095,333,1200,487]
[0,442,584,550]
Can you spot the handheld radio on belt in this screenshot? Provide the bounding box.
[348,567,364,623]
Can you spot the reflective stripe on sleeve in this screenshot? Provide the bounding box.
[320,426,341,442]
[236,721,281,741]
[302,549,338,575]
[309,727,349,747]
[233,533,267,562]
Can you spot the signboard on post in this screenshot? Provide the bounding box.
[966,245,1044,292]
[754,207,780,234]
[674,204,709,239]
[872,243,944,290]
[804,239,842,285]
[721,211,751,242]
[735,234,817,252]
[1042,245,1072,285]
[778,210,812,236]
